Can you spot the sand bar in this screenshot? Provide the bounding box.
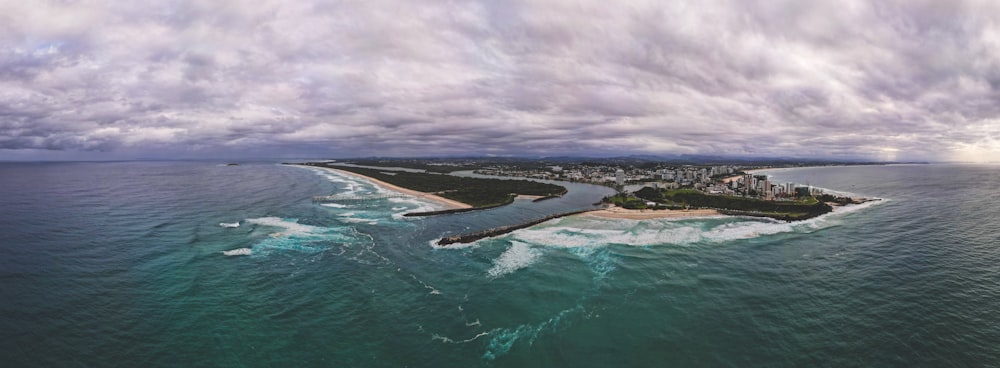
[584,206,721,220]
[296,165,473,209]
[515,195,544,200]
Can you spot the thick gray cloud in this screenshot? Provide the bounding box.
[2,0,999,161]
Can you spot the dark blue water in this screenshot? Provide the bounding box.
[1,162,997,366]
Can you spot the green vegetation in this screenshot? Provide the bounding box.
[818,194,857,205]
[634,187,833,221]
[344,159,482,173]
[604,193,649,209]
[309,163,566,208]
[795,196,820,205]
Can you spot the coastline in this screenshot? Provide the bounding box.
[583,206,721,220]
[724,163,896,183]
[294,165,473,210]
[722,168,771,183]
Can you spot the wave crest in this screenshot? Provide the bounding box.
[506,200,885,248]
[487,241,542,279]
[222,248,252,256]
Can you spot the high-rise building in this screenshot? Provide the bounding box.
[615,169,625,186]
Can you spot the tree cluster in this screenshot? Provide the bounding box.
[320,164,566,208]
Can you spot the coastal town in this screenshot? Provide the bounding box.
[473,163,823,200]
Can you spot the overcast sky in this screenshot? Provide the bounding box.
[2,1,999,161]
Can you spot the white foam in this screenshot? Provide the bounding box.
[409,274,442,295]
[244,224,363,257]
[431,331,490,344]
[602,221,755,245]
[245,217,324,236]
[307,166,442,213]
[487,241,542,279]
[483,305,579,360]
[429,239,480,250]
[508,223,699,248]
[331,210,378,224]
[223,248,252,256]
[391,197,442,219]
[310,168,380,196]
[505,199,886,248]
[219,222,240,228]
[699,219,798,242]
[321,203,350,209]
[831,197,886,215]
[388,197,440,213]
[339,217,372,223]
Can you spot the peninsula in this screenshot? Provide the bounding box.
[301,165,472,210]
[299,162,567,215]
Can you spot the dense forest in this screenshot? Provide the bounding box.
[634,187,833,220]
[309,163,566,208]
[604,192,658,209]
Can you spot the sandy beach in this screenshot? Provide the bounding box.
[514,194,544,200]
[584,206,721,220]
[721,168,772,183]
[297,165,473,209]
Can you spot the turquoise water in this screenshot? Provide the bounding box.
[1,162,998,366]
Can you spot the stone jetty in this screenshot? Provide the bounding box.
[436,209,595,246]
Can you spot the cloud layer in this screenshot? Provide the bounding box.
[2,0,999,161]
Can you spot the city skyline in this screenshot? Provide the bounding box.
[3,1,1000,162]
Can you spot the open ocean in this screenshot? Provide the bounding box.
[1,161,999,367]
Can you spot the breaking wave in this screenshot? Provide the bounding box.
[222,248,252,256]
[306,166,445,218]
[388,197,440,219]
[225,216,377,258]
[246,216,323,236]
[310,168,376,197]
[487,241,542,279]
[504,199,886,248]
